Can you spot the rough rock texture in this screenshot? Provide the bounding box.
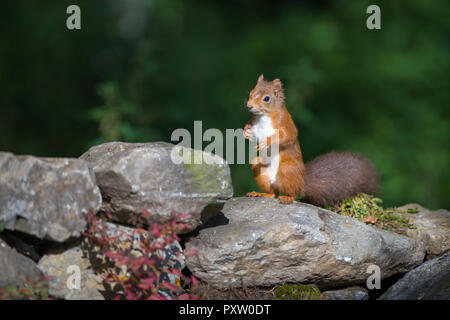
[322,286,369,300]
[185,197,426,289]
[396,204,450,259]
[0,152,102,242]
[80,142,233,231]
[38,245,105,300]
[0,239,44,287]
[379,254,450,300]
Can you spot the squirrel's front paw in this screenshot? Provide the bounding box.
[247,191,276,198]
[243,124,254,141]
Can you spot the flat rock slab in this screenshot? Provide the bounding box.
[379,254,450,300]
[0,152,102,242]
[185,197,426,289]
[80,142,233,231]
[396,204,450,259]
[0,239,44,287]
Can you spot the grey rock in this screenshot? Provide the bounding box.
[185,197,426,289]
[0,152,102,242]
[80,142,233,231]
[38,245,105,300]
[322,286,369,300]
[379,254,450,300]
[396,204,450,259]
[0,239,44,287]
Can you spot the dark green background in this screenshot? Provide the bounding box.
[1,0,448,209]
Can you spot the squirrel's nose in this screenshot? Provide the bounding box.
[247,102,254,110]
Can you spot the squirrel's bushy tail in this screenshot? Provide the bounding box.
[303,152,379,207]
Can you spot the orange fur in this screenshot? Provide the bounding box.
[251,157,276,194]
[245,75,305,203]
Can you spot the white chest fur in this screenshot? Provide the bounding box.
[252,115,279,184]
[253,115,275,141]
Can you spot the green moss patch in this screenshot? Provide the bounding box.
[191,281,323,300]
[275,284,322,300]
[326,193,417,232]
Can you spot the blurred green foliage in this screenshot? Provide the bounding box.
[0,0,448,209]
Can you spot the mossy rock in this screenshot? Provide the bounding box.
[275,284,322,300]
[79,142,233,231]
[327,193,417,232]
[183,148,232,196]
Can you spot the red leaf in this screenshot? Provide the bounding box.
[191,275,198,288]
[183,249,198,257]
[124,290,137,300]
[151,223,161,237]
[116,257,130,266]
[138,278,155,290]
[104,251,120,259]
[161,281,180,292]
[169,268,183,277]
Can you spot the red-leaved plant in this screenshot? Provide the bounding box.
[84,209,199,300]
[0,276,53,300]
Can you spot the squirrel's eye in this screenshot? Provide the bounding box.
[263,96,270,102]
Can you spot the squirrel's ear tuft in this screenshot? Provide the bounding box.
[272,78,282,88]
[272,78,283,95]
[258,74,264,83]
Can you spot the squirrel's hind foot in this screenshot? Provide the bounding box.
[246,191,277,198]
[279,196,295,204]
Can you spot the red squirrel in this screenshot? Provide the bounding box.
[243,74,379,206]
